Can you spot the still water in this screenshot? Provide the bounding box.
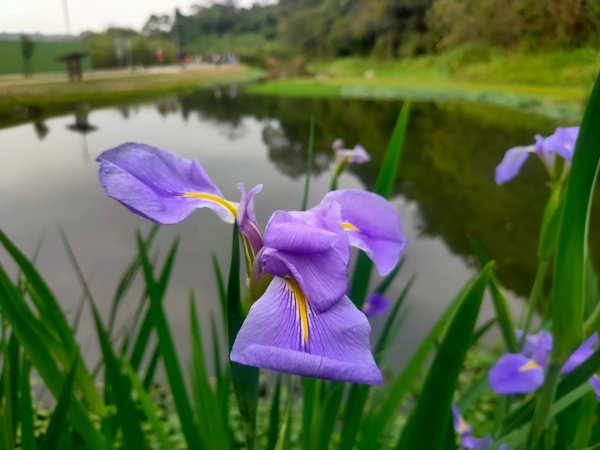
[0,86,570,368]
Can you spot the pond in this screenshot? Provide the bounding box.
[0,86,577,368]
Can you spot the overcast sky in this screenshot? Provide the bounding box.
[1,0,266,35]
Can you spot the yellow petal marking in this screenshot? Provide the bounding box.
[519,360,541,372]
[341,221,360,232]
[286,278,310,346]
[458,416,469,434]
[180,192,237,218]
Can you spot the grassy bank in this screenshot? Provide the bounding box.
[0,65,264,128]
[247,49,600,121]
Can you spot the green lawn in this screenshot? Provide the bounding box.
[248,49,600,121]
[0,39,91,75]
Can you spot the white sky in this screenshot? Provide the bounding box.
[1,0,266,35]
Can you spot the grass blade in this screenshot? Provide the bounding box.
[358,281,466,450]
[396,263,492,450]
[136,233,204,450]
[123,360,173,450]
[301,116,315,211]
[266,377,282,450]
[552,72,600,360]
[19,357,37,450]
[190,292,229,449]
[39,356,80,450]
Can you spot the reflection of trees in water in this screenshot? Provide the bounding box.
[137,87,584,298]
[262,121,330,179]
[33,120,49,140]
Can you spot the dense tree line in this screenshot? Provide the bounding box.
[85,0,600,68]
[157,0,600,59]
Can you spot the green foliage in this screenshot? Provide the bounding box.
[84,31,177,68]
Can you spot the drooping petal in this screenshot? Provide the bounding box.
[260,246,348,312]
[231,277,382,385]
[452,404,472,436]
[363,293,390,317]
[561,332,598,374]
[349,145,370,163]
[540,127,579,161]
[237,183,264,254]
[332,138,344,151]
[320,189,406,276]
[495,145,534,185]
[97,143,236,224]
[590,375,600,401]
[489,354,544,394]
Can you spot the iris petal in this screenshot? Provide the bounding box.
[489,354,544,394]
[260,246,348,312]
[495,146,534,185]
[97,143,235,224]
[561,332,598,374]
[321,189,406,276]
[237,183,264,254]
[231,277,382,385]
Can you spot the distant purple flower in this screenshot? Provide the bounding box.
[231,202,383,385]
[490,330,599,396]
[489,354,544,394]
[362,293,390,317]
[452,405,495,450]
[495,126,579,185]
[332,139,371,164]
[319,190,407,276]
[590,375,600,401]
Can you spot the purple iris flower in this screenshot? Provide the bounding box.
[489,330,599,396]
[96,142,263,253]
[319,190,407,276]
[332,139,371,164]
[489,354,544,394]
[231,202,383,385]
[452,405,497,450]
[362,293,390,317]
[495,126,579,185]
[97,143,407,384]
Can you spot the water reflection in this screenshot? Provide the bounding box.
[33,119,49,140]
[1,88,581,367]
[169,89,565,297]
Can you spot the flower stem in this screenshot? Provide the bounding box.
[524,363,560,450]
[519,259,550,339]
[328,159,348,191]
